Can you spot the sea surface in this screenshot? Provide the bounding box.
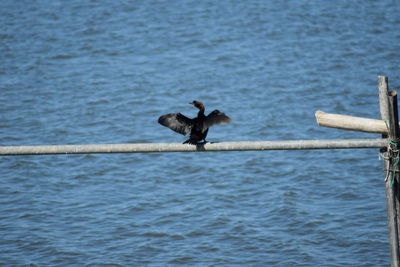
[1,0,400,266]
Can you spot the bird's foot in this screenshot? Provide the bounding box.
[183,139,196,145]
[183,139,209,145]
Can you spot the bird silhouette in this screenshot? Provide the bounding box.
[158,100,231,144]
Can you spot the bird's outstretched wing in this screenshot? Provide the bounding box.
[203,110,231,131]
[158,113,193,135]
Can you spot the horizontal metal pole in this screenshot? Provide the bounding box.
[0,139,387,156]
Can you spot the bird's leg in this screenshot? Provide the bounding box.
[183,139,197,145]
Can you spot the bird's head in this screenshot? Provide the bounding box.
[189,100,205,111]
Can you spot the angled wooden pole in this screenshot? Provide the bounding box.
[315,110,388,134]
[379,76,400,267]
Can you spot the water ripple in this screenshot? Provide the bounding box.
[1,0,399,266]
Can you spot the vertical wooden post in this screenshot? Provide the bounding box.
[389,90,400,254]
[379,76,400,267]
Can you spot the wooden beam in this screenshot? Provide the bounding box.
[388,91,400,140]
[315,110,388,134]
[380,76,390,122]
[379,76,400,267]
[390,91,400,267]
[0,139,387,156]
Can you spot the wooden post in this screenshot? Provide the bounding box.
[389,90,400,260]
[379,76,400,267]
[388,91,400,141]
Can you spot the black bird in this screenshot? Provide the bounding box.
[158,100,231,144]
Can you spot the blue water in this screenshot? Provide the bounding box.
[1,0,400,265]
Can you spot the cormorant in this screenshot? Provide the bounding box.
[158,100,231,144]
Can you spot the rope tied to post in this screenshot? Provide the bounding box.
[382,119,400,187]
[385,138,400,188]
